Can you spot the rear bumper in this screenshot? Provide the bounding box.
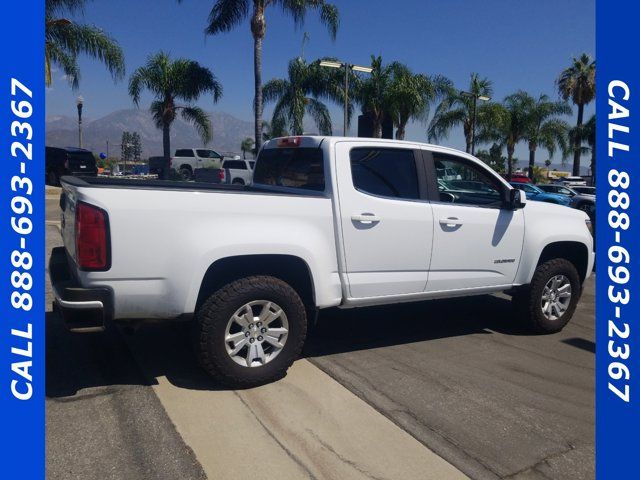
[49,246,113,333]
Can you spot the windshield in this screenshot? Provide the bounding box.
[513,183,541,194]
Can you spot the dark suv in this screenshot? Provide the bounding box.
[46,147,98,186]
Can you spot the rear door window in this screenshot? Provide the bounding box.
[253,148,324,191]
[175,149,194,157]
[350,148,419,200]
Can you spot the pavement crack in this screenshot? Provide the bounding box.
[305,429,391,480]
[233,391,318,480]
[503,443,576,479]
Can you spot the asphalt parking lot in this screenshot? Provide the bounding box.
[45,192,594,480]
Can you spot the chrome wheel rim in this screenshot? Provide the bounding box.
[224,300,289,368]
[541,275,572,321]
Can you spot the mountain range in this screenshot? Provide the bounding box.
[46,109,254,157]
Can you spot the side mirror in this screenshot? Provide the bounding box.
[507,188,527,209]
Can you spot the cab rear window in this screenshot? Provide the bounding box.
[253,148,324,191]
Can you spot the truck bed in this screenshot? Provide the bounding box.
[60,175,326,197]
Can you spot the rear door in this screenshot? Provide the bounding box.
[335,141,434,298]
[426,151,524,291]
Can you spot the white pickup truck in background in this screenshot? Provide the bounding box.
[222,158,255,185]
[51,136,594,387]
[171,148,241,180]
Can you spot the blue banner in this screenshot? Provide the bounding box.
[596,0,640,477]
[0,0,45,478]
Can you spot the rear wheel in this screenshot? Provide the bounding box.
[232,178,245,185]
[194,275,307,388]
[179,166,193,180]
[513,258,581,333]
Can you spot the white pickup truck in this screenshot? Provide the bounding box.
[51,136,594,387]
[171,148,240,180]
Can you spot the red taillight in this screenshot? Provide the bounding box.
[75,202,109,270]
[277,137,301,147]
[218,169,225,181]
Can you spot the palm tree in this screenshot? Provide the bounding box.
[479,91,532,179]
[261,119,287,141]
[557,53,596,176]
[263,58,345,135]
[386,64,452,140]
[428,73,494,153]
[522,93,572,179]
[200,0,339,151]
[354,56,394,138]
[45,0,125,88]
[128,52,222,177]
[241,137,255,158]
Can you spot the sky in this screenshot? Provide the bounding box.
[45,0,595,163]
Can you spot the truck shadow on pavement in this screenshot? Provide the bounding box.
[47,293,536,396]
[304,294,529,358]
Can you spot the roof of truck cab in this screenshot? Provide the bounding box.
[263,135,472,156]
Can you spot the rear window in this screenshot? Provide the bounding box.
[223,160,247,170]
[67,151,96,164]
[253,147,324,191]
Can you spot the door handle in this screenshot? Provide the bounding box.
[351,213,381,224]
[439,217,463,227]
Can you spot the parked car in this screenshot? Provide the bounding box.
[222,159,254,185]
[571,185,596,196]
[509,182,572,206]
[170,148,229,180]
[554,175,587,186]
[45,146,98,186]
[502,172,531,183]
[51,136,593,387]
[537,184,580,196]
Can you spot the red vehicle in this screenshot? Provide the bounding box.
[502,173,532,183]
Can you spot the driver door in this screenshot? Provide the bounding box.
[426,151,525,292]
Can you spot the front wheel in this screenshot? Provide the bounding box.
[513,258,581,333]
[194,275,307,388]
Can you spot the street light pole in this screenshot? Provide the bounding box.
[471,95,477,156]
[460,91,490,156]
[320,60,372,137]
[76,96,84,148]
[343,63,349,137]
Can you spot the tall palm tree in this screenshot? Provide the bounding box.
[386,63,452,140]
[45,0,125,88]
[479,91,532,179]
[428,73,494,153]
[128,52,222,176]
[263,57,345,135]
[522,93,572,179]
[241,137,255,158]
[354,56,394,138]
[200,0,339,151]
[557,53,596,176]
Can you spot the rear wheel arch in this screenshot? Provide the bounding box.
[195,254,316,313]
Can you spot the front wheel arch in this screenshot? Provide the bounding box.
[535,241,589,283]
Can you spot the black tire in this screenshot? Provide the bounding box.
[232,178,245,185]
[513,258,581,333]
[179,166,193,180]
[194,275,307,388]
